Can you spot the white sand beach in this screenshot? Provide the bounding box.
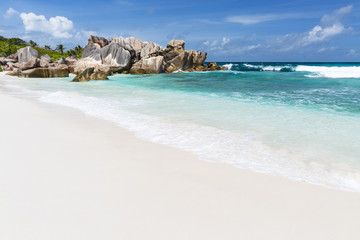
[1,92,360,240]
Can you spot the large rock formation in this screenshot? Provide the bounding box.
[100,43,131,68]
[17,46,38,64]
[20,68,69,78]
[130,56,164,74]
[39,54,52,68]
[75,42,131,73]
[72,67,108,82]
[3,35,222,81]
[140,42,162,59]
[88,35,109,48]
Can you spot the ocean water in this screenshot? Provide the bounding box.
[1,62,360,191]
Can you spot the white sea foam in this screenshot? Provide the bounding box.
[296,65,360,78]
[222,63,236,70]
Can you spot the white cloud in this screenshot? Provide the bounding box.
[226,13,301,25]
[4,8,19,19]
[321,5,352,26]
[221,37,230,46]
[269,5,352,51]
[302,24,346,45]
[19,12,74,38]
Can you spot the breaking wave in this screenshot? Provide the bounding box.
[220,63,360,78]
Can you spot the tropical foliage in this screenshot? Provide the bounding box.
[0,35,83,61]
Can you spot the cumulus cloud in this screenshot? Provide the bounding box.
[3,8,19,19]
[19,12,74,38]
[269,5,352,51]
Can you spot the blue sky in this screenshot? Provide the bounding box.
[1,0,359,61]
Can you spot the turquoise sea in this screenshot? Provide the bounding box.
[1,62,360,191]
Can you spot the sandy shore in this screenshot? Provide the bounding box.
[0,92,360,240]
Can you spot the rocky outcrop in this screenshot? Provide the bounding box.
[3,36,221,80]
[39,54,52,68]
[17,46,38,64]
[20,67,69,78]
[75,42,131,73]
[140,42,162,59]
[130,56,164,74]
[72,67,109,82]
[76,35,212,76]
[182,50,207,70]
[207,62,226,71]
[19,57,38,70]
[100,43,131,69]
[88,35,109,49]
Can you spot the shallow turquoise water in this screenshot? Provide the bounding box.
[1,62,360,191]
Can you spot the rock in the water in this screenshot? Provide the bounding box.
[72,67,94,82]
[90,71,109,80]
[21,68,69,78]
[88,35,109,48]
[17,46,38,64]
[100,43,131,69]
[207,62,226,71]
[72,67,108,82]
[182,50,207,70]
[130,56,164,74]
[162,40,186,73]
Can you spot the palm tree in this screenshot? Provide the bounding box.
[29,40,37,47]
[56,44,66,55]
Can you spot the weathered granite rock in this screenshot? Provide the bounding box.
[195,65,205,71]
[88,35,109,48]
[130,56,164,74]
[76,43,131,73]
[39,54,52,68]
[90,71,109,80]
[76,36,210,75]
[17,46,38,64]
[58,57,67,65]
[82,44,102,60]
[100,43,131,69]
[74,57,102,73]
[162,40,186,73]
[72,67,109,82]
[72,67,95,82]
[21,67,69,78]
[140,42,162,59]
[182,50,207,70]
[19,57,38,70]
[207,62,226,71]
[110,37,145,60]
[7,53,18,60]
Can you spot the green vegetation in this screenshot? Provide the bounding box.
[29,40,37,48]
[0,65,2,72]
[56,44,66,55]
[0,35,84,61]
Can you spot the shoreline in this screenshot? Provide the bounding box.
[1,91,360,239]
